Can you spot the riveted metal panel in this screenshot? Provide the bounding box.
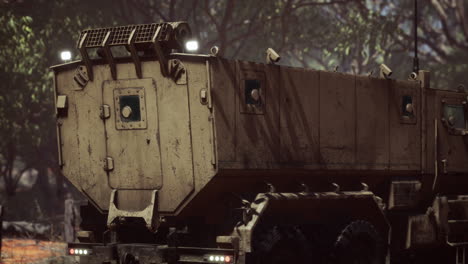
[113,87,147,130]
[55,66,111,211]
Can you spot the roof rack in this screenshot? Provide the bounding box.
[76,22,191,81]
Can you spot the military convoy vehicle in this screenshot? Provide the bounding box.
[51,22,468,264]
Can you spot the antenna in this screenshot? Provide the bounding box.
[413,0,419,73]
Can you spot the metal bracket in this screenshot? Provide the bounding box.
[102,30,117,80]
[232,193,270,253]
[128,28,142,78]
[107,189,160,232]
[78,32,94,81]
[77,22,191,82]
[168,59,187,84]
[152,25,169,77]
[73,66,89,88]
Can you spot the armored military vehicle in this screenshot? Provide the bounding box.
[51,22,468,264]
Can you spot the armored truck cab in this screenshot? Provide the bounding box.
[52,22,468,264]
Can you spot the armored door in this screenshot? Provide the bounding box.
[102,78,163,189]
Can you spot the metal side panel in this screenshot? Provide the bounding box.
[235,61,281,168]
[279,67,320,165]
[168,58,218,215]
[102,78,163,189]
[436,90,468,173]
[319,71,356,169]
[145,61,195,213]
[211,58,237,163]
[355,76,390,169]
[389,80,421,170]
[55,66,111,211]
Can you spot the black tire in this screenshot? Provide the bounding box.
[331,220,385,264]
[251,225,312,264]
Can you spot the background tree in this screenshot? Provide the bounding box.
[0,11,47,197]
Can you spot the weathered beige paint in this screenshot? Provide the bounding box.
[53,55,468,217]
[54,58,213,214]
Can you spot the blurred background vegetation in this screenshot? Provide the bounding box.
[0,0,467,238]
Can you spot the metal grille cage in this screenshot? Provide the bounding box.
[78,23,168,48]
[76,22,191,81]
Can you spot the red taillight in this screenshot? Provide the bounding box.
[225,256,231,262]
[69,248,75,255]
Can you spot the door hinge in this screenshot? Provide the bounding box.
[104,157,114,171]
[100,105,111,119]
[441,159,448,174]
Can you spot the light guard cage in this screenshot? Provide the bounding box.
[77,22,192,80]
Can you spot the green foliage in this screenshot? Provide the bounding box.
[0,10,52,195]
[0,0,120,198]
[0,11,45,194]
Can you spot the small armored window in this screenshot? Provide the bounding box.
[240,70,265,114]
[402,95,414,117]
[245,79,262,106]
[444,104,466,129]
[119,95,141,122]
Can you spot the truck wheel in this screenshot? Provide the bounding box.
[252,225,311,264]
[331,220,385,264]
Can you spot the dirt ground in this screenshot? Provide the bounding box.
[1,238,75,264]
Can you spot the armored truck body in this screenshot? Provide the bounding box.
[52,22,468,264]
